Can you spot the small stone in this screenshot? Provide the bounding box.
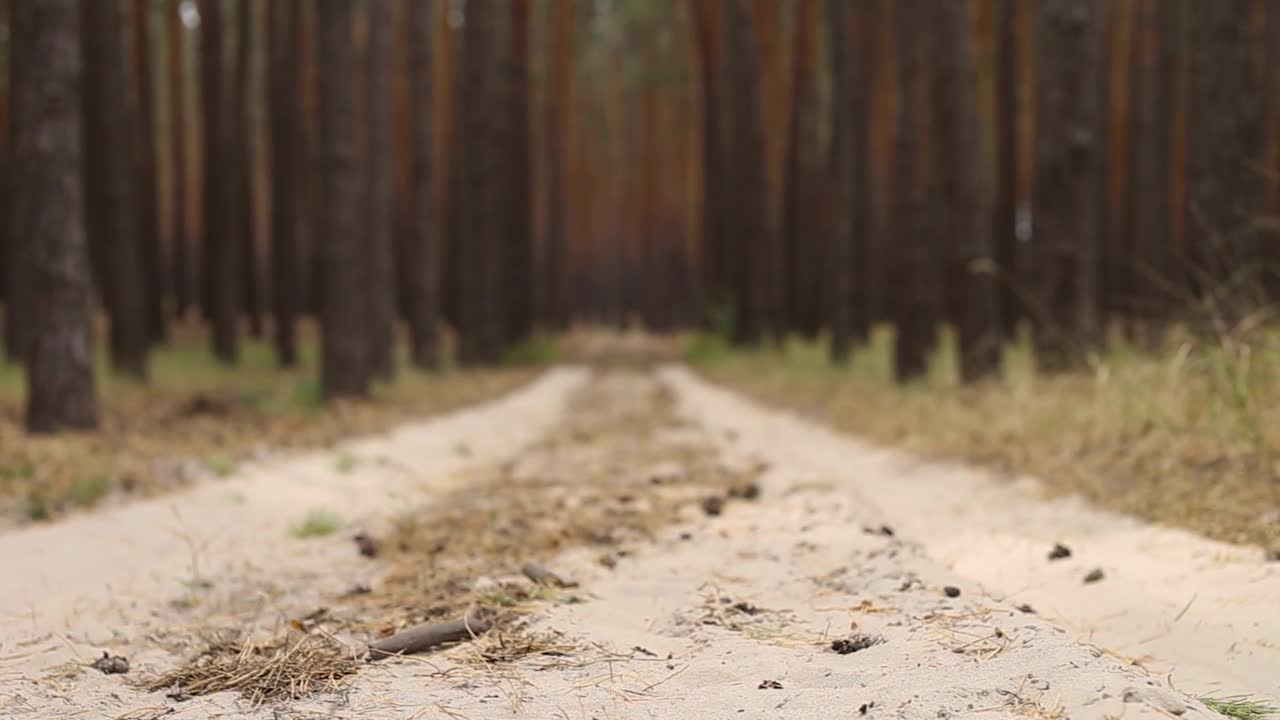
[91,652,129,675]
[1083,568,1105,584]
[701,496,725,517]
[1264,549,1280,563]
[943,586,961,598]
[728,482,761,501]
[1048,543,1072,561]
[598,554,618,569]
[1015,603,1036,614]
[831,634,883,655]
[758,679,783,690]
[353,532,379,558]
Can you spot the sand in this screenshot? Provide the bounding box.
[1,364,1272,719]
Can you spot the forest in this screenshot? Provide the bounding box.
[2,1,1280,718]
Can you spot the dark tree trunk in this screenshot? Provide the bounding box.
[198,0,220,326]
[456,0,505,365]
[936,0,1002,381]
[889,0,942,383]
[993,0,1021,339]
[2,0,26,362]
[1027,0,1104,369]
[168,0,190,319]
[783,0,822,339]
[200,0,242,362]
[1130,0,1172,342]
[317,0,369,397]
[505,0,533,345]
[12,0,98,431]
[235,0,258,341]
[84,0,149,379]
[543,0,573,330]
[132,0,165,343]
[407,0,440,369]
[366,0,395,378]
[691,0,730,322]
[269,0,297,366]
[826,0,855,364]
[1187,0,1269,305]
[723,0,773,346]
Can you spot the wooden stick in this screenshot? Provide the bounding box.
[521,562,578,588]
[367,613,490,660]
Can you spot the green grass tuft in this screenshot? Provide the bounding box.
[290,509,342,539]
[502,335,561,367]
[69,474,112,507]
[204,453,237,477]
[333,452,358,474]
[1201,695,1279,720]
[23,491,50,521]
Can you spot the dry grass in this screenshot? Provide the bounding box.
[143,633,360,705]
[693,325,1280,548]
[0,322,537,525]
[154,370,760,702]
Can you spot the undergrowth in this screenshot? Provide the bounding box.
[690,323,1280,548]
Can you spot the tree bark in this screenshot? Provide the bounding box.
[168,0,190,319]
[937,0,1002,381]
[1129,0,1171,342]
[543,0,573,331]
[505,0,533,344]
[132,0,165,343]
[456,0,505,365]
[691,0,730,323]
[12,0,98,431]
[783,0,822,339]
[317,0,369,397]
[407,0,440,369]
[826,0,854,364]
[269,0,298,366]
[84,0,149,379]
[723,0,773,346]
[234,0,258,341]
[1028,0,1104,369]
[366,0,396,378]
[1187,0,1269,306]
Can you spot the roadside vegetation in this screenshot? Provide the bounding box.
[0,323,544,526]
[691,322,1280,550]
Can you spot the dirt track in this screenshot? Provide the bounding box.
[1,366,1275,719]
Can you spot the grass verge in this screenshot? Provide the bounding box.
[691,326,1280,549]
[0,323,539,525]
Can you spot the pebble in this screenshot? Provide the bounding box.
[1123,686,1186,716]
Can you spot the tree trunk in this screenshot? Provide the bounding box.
[197,0,220,326]
[269,0,297,366]
[366,0,395,378]
[2,0,26,362]
[1188,0,1269,308]
[1028,0,1104,369]
[723,0,773,346]
[783,0,822,339]
[889,0,942,383]
[691,0,730,323]
[505,0,533,344]
[132,0,165,343]
[84,0,149,379]
[456,0,505,365]
[407,0,439,369]
[317,0,369,397]
[1130,0,1171,342]
[826,0,855,364]
[12,0,98,431]
[234,0,258,341]
[168,0,190,319]
[937,0,1002,381]
[543,0,573,330]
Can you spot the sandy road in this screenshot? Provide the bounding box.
[0,365,1272,719]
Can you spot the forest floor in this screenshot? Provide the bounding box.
[2,348,1277,719]
[0,326,537,529]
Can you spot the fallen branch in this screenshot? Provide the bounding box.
[521,562,578,588]
[367,613,490,661]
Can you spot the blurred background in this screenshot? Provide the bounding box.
[1,1,1278,541]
